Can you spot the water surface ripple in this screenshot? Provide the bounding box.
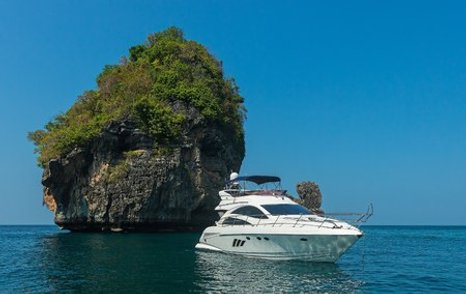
[0,226,465,293]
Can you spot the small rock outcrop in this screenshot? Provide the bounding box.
[296,181,325,216]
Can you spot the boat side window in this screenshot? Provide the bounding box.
[261,204,311,215]
[231,206,268,219]
[222,217,252,225]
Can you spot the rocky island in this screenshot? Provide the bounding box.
[29,28,245,231]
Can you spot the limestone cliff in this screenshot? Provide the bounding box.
[30,28,245,231]
[42,102,243,231]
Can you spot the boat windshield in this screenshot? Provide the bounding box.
[261,204,311,216]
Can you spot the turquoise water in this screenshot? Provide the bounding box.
[0,226,465,293]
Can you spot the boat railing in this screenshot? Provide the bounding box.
[323,203,374,228]
[220,214,346,230]
[220,203,373,229]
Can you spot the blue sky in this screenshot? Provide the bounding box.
[1,0,465,225]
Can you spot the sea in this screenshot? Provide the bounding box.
[0,226,465,293]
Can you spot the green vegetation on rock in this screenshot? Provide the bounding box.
[28,27,245,166]
[106,150,145,183]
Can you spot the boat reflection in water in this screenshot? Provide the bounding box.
[194,250,364,293]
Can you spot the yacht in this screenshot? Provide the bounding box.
[195,173,372,262]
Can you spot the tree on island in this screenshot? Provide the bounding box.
[28,27,245,167]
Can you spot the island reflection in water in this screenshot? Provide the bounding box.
[37,231,362,293]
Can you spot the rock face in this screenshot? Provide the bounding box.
[295,181,324,216]
[42,101,244,231]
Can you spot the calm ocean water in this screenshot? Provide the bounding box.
[0,225,465,293]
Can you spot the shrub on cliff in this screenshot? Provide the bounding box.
[28,27,245,166]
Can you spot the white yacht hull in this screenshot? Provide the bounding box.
[196,174,371,262]
[196,227,362,262]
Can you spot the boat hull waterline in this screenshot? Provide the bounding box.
[196,231,362,262]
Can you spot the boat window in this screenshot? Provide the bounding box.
[231,206,268,219]
[222,217,252,225]
[261,204,311,215]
